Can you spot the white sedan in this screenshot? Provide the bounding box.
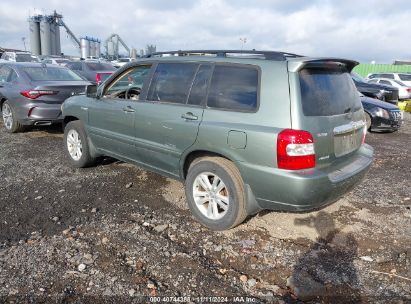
[368,78,411,100]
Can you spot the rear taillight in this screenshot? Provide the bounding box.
[20,90,58,99]
[96,73,101,85]
[277,129,315,170]
[362,125,367,144]
[406,88,411,92]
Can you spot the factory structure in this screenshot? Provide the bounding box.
[28,11,133,59]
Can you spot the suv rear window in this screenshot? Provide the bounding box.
[299,67,361,116]
[207,65,258,111]
[23,67,83,81]
[86,62,115,71]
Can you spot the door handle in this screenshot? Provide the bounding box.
[123,106,135,113]
[181,112,198,120]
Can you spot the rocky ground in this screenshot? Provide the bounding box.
[0,114,410,303]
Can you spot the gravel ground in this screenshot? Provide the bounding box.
[0,114,410,303]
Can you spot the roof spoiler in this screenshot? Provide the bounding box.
[288,58,359,73]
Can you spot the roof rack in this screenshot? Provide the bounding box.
[144,50,303,61]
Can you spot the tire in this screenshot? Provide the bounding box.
[1,101,25,133]
[185,156,248,230]
[365,112,372,131]
[63,120,95,168]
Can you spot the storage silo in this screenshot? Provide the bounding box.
[29,18,41,56]
[55,22,61,55]
[112,35,119,57]
[96,41,101,58]
[107,41,114,57]
[89,39,96,57]
[50,22,56,55]
[80,38,90,59]
[40,17,52,56]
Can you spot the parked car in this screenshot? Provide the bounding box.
[0,62,91,132]
[351,72,399,104]
[112,58,135,68]
[42,57,71,66]
[361,93,403,132]
[65,61,116,85]
[0,51,40,63]
[367,72,411,87]
[62,50,373,230]
[367,78,411,100]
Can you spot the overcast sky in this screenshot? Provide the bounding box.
[0,0,410,63]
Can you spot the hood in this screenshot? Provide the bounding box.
[361,96,399,110]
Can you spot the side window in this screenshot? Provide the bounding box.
[207,65,258,112]
[8,69,18,82]
[0,66,11,83]
[147,63,198,104]
[381,74,394,79]
[187,64,213,106]
[69,62,81,70]
[104,65,152,100]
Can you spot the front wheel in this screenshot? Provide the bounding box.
[185,157,248,230]
[365,113,372,131]
[64,120,95,168]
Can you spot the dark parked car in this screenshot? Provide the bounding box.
[0,62,90,132]
[352,72,399,104]
[62,50,373,230]
[66,61,116,85]
[361,94,403,132]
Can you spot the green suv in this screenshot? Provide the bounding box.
[62,50,373,230]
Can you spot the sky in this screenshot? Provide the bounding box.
[0,0,410,63]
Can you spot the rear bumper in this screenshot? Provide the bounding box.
[16,103,62,126]
[237,144,374,212]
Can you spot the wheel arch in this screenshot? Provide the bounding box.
[181,150,234,180]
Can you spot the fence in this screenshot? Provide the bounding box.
[353,64,411,77]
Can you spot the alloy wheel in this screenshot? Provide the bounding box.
[192,172,229,220]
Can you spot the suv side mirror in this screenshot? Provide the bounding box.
[86,85,97,98]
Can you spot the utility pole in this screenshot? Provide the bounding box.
[239,37,247,51]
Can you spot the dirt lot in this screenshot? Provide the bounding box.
[0,114,410,303]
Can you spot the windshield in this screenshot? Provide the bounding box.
[86,62,115,71]
[300,67,362,116]
[399,74,411,81]
[56,59,69,64]
[16,54,39,62]
[118,58,130,62]
[23,67,84,81]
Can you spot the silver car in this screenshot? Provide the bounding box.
[0,62,90,132]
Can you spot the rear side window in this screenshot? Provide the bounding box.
[147,63,198,104]
[380,74,394,79]
[299,67,362,116]
[187,64,213,106]
[207,65,258,111]
[399,74,411,81]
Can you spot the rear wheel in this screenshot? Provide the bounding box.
[2,101,25,133]
[185,157,248,230]
[64,120,95,168]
